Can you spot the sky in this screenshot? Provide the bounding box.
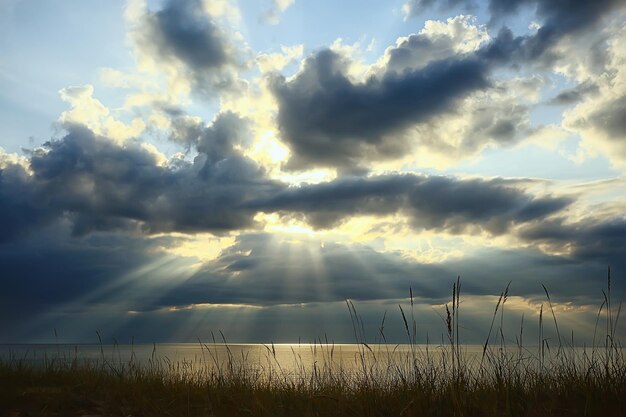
[1,0,626,344]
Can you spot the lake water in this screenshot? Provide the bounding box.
[1,343,618,381]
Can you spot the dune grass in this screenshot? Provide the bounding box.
[2,271,626,416]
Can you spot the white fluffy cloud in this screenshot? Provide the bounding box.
[59,85,146,142]
[263,0,295,25]
[380,15,489,73]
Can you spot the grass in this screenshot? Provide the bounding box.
[2,269,626,417]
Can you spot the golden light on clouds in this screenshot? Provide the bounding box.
[161,233,237,263]
[2,0,625,345]
[244,129,290,171]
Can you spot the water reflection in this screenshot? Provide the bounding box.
[2,342,613,382]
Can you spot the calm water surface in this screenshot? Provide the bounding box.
[1,343,480,369]
[0,343,613,378]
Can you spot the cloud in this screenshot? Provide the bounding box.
[266,1,625,173]
[133,232,618,315]
[402,0,470,19]
[1,224,620,343]
[561,23,626,169]
[383,15,489,74]
[410,0,624,63]
[256,45,304,73]
[0,159,618,343]
[200,0,241,25]
[151,233,438,308]
[268,17,565,172]
[548,82,599,106]
[489,0,624,62]
[0,116,282,238]
[168,111,253,158]
[0,227,164,315]
[1,106,576,242]
[248,174,572,234]
[0,158,59,243]
[262,0,295,25]
[518,217,626,271]
[269,48,491,171]
[398,75,543,167]
[59,85,146,142]
[489,0,621,29]
[150,0,229,69]
[587,95,626,139]
[0,224,200,342]
[2,122,571,240]
[3,0,626,346]
[128,0,246,95]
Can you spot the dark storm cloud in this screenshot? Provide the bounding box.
[480,0,624,62]
[548,82,599,106]
[488,0,621,30]
[0,161,59,243]
[417,0,622,43]
[249,174,572,233]
[518,217,626,271]
[0,116,280,238]
[169,111,253,158]
[513,0,623,62]
[151,0,229,70]
[269,49,490,171]
[403,176,571,234]
[249,175,415,227]
[475,27,523,63]
[0,120,571,241]
[136,0,243,92]
[0,225,173,340]
[268,22,560,173]
[405,0,623,61]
